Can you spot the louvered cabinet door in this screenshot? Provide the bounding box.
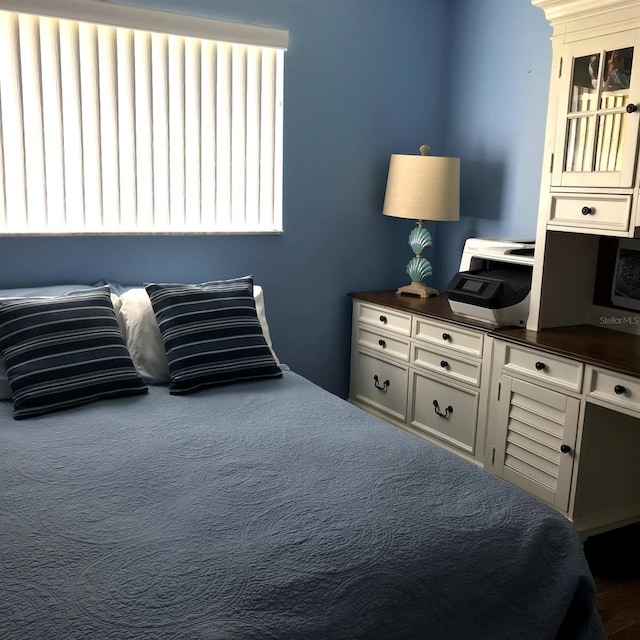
[494,375,580,512]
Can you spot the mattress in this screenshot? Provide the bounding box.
[0,372,604,639]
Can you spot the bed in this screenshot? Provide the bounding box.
[0,281,605,639]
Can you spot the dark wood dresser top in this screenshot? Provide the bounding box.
[349,291,640,379]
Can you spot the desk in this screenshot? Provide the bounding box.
[488,325,640,538]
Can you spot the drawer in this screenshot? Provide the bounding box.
[587,367,640,415]
[413,317,483,358]
[351,350,408,422]
[357,302,412,337]
[412,343,481,386]
[503,344,583,393]
[549,193,631,232]
[409,371,478,454]
[357,326,410,362]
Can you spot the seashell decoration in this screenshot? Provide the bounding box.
[408,226,432,256]
[406,256,433,283]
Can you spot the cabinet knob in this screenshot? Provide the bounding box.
[379,315,387,324]
[440,360,449,369]
[626,103,638,114]
[614,384,626,395]
[581,206,593,216]
[378,339,387,348]
[535,361,546,371]
[442,332,451,342]
[560,444,571,454]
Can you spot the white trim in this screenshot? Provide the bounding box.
[0,0,288,49]
[532,0,640,28]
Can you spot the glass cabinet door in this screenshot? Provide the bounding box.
[552,31,640,189]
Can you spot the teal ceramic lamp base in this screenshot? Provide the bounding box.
[396,222,438,298]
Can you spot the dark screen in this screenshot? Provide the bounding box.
[461,279,485,293]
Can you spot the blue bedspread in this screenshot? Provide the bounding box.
[0,372,604,639]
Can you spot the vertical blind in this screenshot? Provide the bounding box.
[0,1,287,234]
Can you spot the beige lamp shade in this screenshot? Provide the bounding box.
[383,153,460,221]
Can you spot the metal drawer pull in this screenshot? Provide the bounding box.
[373,375,390,391]
[581,206,593,216]
[442,332,451,342]
[560,444,571,454]
[535,361,546,371]
[614,385,626,395]
[378,339,387,348]
[626,103,638,113]
[440,360,449,369]
[379,315,388,324]
[433,400,453,418]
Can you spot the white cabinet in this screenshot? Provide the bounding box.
[487,335,640,537]
[551,31,640,192]
[528,1,640,331]
[493,374,579,511]
[521,2,640,535]
[488,339,581,512]
[349,295,490,463]
[540,20,640,237]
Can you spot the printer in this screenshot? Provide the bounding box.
[446,238,535,327]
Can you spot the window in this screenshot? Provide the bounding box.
[0,0,288,234]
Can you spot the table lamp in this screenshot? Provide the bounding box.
[382,145,460,298]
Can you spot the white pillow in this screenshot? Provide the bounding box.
[118,288,170,384]
[118,285,285,384]
[0,289,122,400]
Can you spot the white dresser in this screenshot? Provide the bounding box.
[349,291,491,464]
[349,292,640,539]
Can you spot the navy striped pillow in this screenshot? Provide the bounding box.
[0,287,148,419]
[145,277,282,394]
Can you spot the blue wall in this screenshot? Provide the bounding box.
[434,0,552,290]
[0,0,553,399]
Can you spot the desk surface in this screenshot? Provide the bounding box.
[350,291,640,379]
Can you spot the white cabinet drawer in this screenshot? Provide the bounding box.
[413,317,483,358]
[549,193,631,232]
[587,368,640,415]
[503,344,583,393]
[356,326,411,362]
[410,371,478,454]
[357,302,412,337]
[352,350,408,422]
[412,343,481,386]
